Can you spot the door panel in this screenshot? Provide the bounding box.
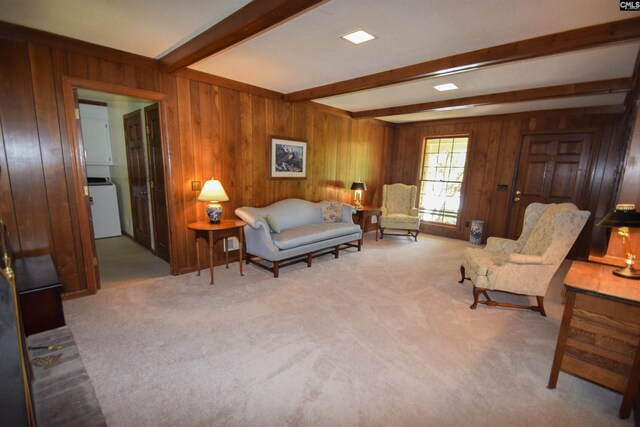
[123,110,152,251]
[508,133,592,248]
[144,104,170,263]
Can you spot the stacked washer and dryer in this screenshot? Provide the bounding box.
[80,102,122,239]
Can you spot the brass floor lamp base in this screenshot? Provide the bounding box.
[613,264,640,280]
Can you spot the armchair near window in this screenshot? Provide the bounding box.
[379,183,421,241]
[459,203,590,316]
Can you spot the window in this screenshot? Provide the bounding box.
[418,136,469,226]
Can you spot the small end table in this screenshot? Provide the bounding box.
[187,220,246,285]
[353,206,381,246]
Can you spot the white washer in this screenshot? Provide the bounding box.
[88,182,122,239]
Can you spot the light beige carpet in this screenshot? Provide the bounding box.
[95,236,170,289]
[64,233,633,427]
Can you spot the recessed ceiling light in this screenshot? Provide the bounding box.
[432,105,472,112]
[342,30,375,45]
[434,83,459,91]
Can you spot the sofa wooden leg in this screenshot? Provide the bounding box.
[537,296,547,317]
[334,246,339,259]
[414,230,419,242]
[380,228,384,239]
[307,253,312,267]
[458,265,466,283]
[357,240,361,251]
[273,261,279,278]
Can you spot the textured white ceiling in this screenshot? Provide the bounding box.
[0,0,252,57]
[314,42,640,112]
[1,0,639,122]
[191,0,640,92]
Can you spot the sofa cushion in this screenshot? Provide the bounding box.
[265,214,280,233]
[271,223,360,250]
[320,201,343,223]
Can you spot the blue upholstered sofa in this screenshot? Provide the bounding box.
[235,199,362,277]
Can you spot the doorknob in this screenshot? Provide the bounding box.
[89,196,94,204]
[515,190,521,195]
[514,197,521,202]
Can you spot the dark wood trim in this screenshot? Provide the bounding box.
[392,105,625,129]
[624,45,640,123]
[175,68,285,100]
[78,99,108,107]
[353,79,632,119]
[0,21,158,70]
[286,17,640,102]
[60,77,98,295]
[64,77,165,101]
[159,0,325,73]
[60,76,169,294]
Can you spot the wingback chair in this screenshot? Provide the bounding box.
[379,183,421,241]
[459,203,590,316]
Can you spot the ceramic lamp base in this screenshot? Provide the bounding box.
[206,203,223,224]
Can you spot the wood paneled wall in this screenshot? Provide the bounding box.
[391,110,624,258]
[172,75,393,274]
[0,24,393,295]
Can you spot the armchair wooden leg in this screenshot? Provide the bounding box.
[334,246,339,259]
[380,228,384,239]
[458,265,466,283]
[273,261,279,278]
[470,286,484,310]
[537,296,547,317]
[307,253,312,267]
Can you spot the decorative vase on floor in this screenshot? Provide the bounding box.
[470,220,484,245]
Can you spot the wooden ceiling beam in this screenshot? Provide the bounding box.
[159,0,325,74]
[286,17,640,102]
[351,78,633,119]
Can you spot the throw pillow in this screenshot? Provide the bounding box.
[321,201,343,223]
[265,214,280,233]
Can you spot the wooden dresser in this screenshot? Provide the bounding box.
[548,261,640,420]
[14,255,65,336]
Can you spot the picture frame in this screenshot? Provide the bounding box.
[270,136,307,179]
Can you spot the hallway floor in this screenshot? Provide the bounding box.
[95,236,170,289]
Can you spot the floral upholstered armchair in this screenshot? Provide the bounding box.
[379,183,421,241]
[459,203,590,316]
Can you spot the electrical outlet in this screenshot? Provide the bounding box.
[191,181,201,191]
[224,237,239,252]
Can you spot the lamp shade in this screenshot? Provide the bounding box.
[197,179,229,203]
[350,181,367,191]
[597,204,640,228]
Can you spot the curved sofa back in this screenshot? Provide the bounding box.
[236,198,322,231]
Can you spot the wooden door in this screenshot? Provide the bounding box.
[508,132,592,248]
[144,104,170,263]
[123,110,152,251]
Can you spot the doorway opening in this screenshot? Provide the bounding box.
[77,88,170,289]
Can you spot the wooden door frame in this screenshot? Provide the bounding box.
[61,76,172,295]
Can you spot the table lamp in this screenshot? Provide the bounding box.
[350,181,367,210]
[597,203,640,279]
[198,178,229,224]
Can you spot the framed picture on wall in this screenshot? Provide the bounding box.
[270,136,307,178]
